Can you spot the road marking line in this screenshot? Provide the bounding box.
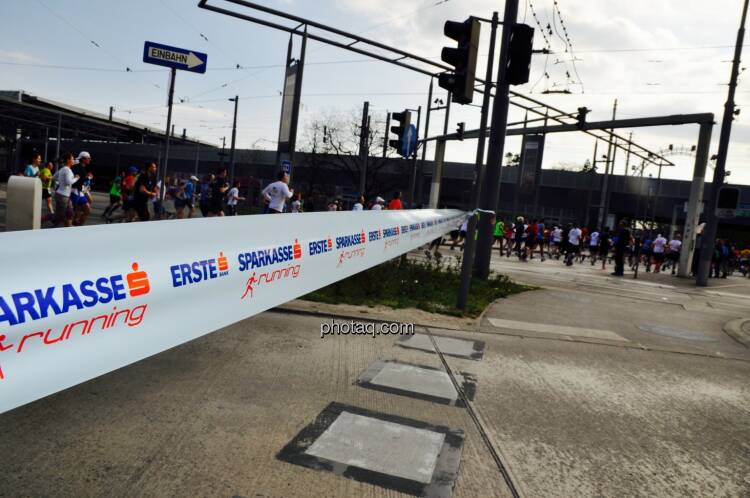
[487,317,628,342]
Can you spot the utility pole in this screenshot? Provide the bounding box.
[472,3,516,283]
[416,79,434,205]
[458,8,503,308]
[624,132,632,176]
[596,98,617,229]
[160,68,177,201]
[109,106,114,121]
[219,136,226,169]
[358,101,370,195]
[697,0,748,286]
[407,105,422,208]
[584,139,599,227]
[228,95,239,183]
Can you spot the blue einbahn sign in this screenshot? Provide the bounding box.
[143,41,207,73]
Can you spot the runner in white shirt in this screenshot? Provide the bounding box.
[666,235,682,275]
[371,196,384,210]
[587,230,600,264]
[225,180,244,216]
[262,171,294,213]
[352,195,364,211]
[565,225,582,266]
[651,234,668,273]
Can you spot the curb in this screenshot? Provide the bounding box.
[272,302,481,332]
[723,318,750,348]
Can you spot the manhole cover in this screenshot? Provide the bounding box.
[636,324,715,342]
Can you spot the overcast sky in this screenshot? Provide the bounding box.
[2,0,749,184]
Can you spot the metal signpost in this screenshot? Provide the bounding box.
[142,41,207,199]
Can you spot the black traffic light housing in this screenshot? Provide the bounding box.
[456,122,465,140]
[389,110,412,157]
[506,24,534,85]
[717,187,740,210]
[576,107,590,128]
[438,18,481,105]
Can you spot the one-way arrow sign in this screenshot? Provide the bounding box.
[143,41,207,73]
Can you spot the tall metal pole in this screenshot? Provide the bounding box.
[624,132,632,176]
[473,4,516,282]
[597,98,617,228]
[194,143,200,177]
[43,127,49,162]
[358,101,370,195]
[679,121,712,278]
[585,139,598,228]
[55,113,61,160]
[697,0,748,286]
[288,26,307,178]
[407,105,422,208]
[650,160,663,232]
[229,95,239,183]
[160,67,177,201]
[458,8,502,308]
[416,79,433,205]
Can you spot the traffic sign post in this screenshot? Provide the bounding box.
[143,41,207,73]
[281,159,293,178]
[142,41,208,201]
[402,124,418,157]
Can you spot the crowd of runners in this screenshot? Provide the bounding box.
[437,214,750,279]
[14,151,407,227]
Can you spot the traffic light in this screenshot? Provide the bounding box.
[456,122,465,140]
[389,110,411,157]
[438,18,481,105]
[717,187,740,210]
[506,24,534,85]
[576,107,589,128]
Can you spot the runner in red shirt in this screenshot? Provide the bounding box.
[387,191,403,210]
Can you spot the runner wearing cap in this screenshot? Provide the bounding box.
[371,196,385,210]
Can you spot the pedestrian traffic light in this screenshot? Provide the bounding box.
[576,107,589,128]
[389,110,411,157]
[506,24,534,85]
[456,122,465,140]
[438,18,481,105]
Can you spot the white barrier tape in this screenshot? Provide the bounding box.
[0,209,464,413]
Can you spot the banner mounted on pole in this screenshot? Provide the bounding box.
[0,210,463,414]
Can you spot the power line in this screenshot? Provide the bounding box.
[34,0,133,72]
[158,0,244,69]
[552,0,584,92]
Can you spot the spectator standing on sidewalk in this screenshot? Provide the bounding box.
[261,171,294,214]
